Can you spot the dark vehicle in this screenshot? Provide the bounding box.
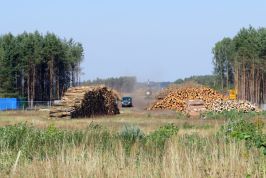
[121,96,133,107]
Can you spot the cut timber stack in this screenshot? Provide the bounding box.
[210,100,258,112]
[149,87,228,112]
[156,82,203,100]
[49,86,120,119]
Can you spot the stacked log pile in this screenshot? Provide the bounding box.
[49,86,120,119]
[149,87,227,112]
[149,86,260,113]
[209,100,258,112]
[156,82,203,100]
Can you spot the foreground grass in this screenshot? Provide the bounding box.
[0,120,265,178]
[10,136,265,178]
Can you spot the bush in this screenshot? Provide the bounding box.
[145,123,179,151]
[221,118,266,155]
[119,125,144,154]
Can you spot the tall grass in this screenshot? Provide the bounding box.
[201,110,266,120]
[0,121,265,178]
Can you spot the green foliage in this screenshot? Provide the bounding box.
[181,122,211,129]
[119,125,144,154]
[1,120,264,175]
[212,37,234,90]
[145,124,179,151]
[201,110,266,120]
[0,31,83,100]
[178,134,209,152]
[0,123,82,170]
[0,122,180,170]
[212,26,266,103]
[83,123,113,151]
[221,118,266,155]
[0,123,84,160]
[174,75,220,90]
[0,123,81,159]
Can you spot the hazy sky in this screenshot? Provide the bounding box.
[1,1,266,82]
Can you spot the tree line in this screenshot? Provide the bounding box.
[84,76,137,93]
[213,26,266,104]
[175,75,219,90]
[0,31,84,102]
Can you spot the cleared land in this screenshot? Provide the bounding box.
[0,109,225,133]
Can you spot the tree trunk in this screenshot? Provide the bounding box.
[243,62,246,100]
[227,63,229,90]
[56,73,60,99]
[49,57,54,101]
[27,72,30,104]
[234,62,239,99]
[251,62,255,103]
[72,64,75,87]
[32,65,36,102]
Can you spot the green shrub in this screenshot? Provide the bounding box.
[221,118,266,155]
[119,125,144,154]
[145,123,179,151]
[201,110,266,120]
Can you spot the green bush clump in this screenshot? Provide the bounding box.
[119,124,144,154]
[222,118,266,155]
[145,123,179,151]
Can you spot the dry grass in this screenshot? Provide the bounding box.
[0,110,223,133]
[0,110,265,178]
[6,135,265,178]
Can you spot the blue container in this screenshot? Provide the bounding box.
[0,98,18,111]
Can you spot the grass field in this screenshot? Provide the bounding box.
[0,109,265,177]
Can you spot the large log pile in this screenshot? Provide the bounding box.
[149,85,260,113]
[156,82,203,100]
[149,87,227,112]
[49,86,120,119]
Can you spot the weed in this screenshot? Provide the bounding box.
[221,118,266,155]
[178,133,209,152]
[0,122,84,161]
[176,112,187,119]
[145,123,179,151]
[201,110,266,120]
[182,122,194,129]
[83,123,112,151]
[119,124,144,154]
